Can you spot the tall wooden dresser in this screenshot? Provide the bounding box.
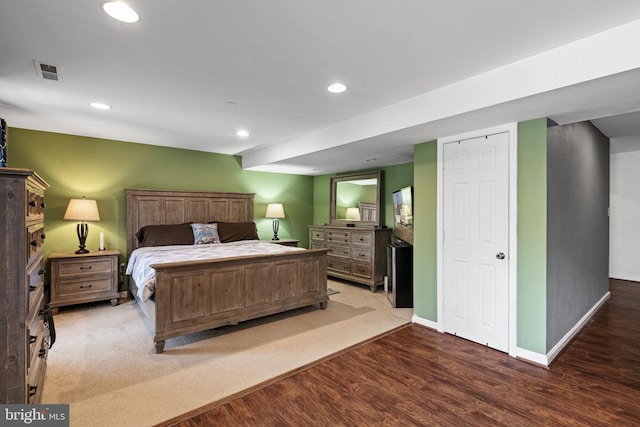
[309,225,392,292]
[0,168,51,403]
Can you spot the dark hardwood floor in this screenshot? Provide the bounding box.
[164,279,640,426]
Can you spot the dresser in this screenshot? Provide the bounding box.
[309,226,392,292]
[0,168,50,404]
[49,250,120,313]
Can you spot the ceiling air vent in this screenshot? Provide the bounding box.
[34,60,61,81]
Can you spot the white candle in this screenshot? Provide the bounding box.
[99,232,105,250]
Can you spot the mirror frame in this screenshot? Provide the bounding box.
[330,171,382,227]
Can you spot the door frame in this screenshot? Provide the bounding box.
[437,123,518,357]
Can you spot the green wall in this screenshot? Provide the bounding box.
[411,120,549,355]
[517,118,548,354]
[8,128,314,266]
[10,121,550,354]
[412,141,438,321]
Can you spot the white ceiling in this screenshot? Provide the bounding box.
[2,1,640,175]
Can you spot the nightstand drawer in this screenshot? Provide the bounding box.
[49,250,121,312]
[57,277,114,298]
[58,258,114,277]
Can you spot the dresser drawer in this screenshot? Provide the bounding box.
[351,231,373,246]
[27,342,47,404]
[327,243,350,258]
[57,277,114,298]
[351,262,372,279]
[310,241,326,250]
[310,229,325,240]
[27,255,45,309]
[326,230,350,244]
[26,184,46,220]
[57,257,114,278]
[28,318,45,372]
[351,246,372,262]
[327,258,351,274]
[27,224,45,261]
[27,283,44,329]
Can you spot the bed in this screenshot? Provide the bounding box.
[125,188,328,353]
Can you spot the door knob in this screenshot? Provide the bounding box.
[496,252,505,260]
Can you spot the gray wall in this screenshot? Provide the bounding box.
[546,121,610,351]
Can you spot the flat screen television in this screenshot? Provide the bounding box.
[392,186,413,245]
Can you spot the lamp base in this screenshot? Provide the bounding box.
[75,222,90,255]
[271,218,280,241]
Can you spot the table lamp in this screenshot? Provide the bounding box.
[64,197,100,253]
[265,203,285,240]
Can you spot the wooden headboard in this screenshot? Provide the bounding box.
[125,188,255,257]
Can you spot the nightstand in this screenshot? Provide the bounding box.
[264,239,299,247]
[49,249,121,314]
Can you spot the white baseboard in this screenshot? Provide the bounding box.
[413,291,610,367]
[545,290,611,364]
[516,347,548,366]
[411,314,438,330]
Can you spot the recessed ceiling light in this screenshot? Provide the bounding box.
[103,2,139,23]
[328,82,347,93]
[236,129,250,138]
[90,102,111,110]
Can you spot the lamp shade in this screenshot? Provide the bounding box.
[265,203,285,219]
[64,198,101,221]
[345,207,361,220]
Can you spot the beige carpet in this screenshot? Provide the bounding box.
[42,279,413,427]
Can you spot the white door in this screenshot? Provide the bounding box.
[443,132,510,352]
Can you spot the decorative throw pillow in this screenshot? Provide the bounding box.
[191,223,221,244]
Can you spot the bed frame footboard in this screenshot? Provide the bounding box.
[149,249,328,353]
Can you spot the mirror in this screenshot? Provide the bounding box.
[330,171,382,227]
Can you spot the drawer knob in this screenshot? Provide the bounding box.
[31,240,38,247]
[80,266,93,270]
[79,284,93,289]
[29,200,37,207]
[40,202,46,208]
[41,233,46,239]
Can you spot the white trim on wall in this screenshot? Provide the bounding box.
[412,314,438,331]
[546,291,611,364]
[436,123,519,358]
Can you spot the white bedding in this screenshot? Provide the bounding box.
[126,240,303,302]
